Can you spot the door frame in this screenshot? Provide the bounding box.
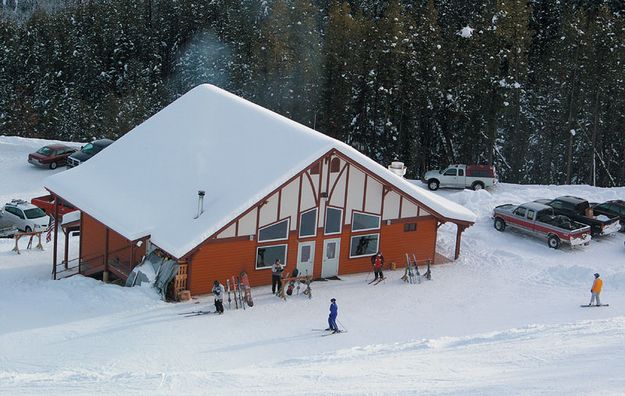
[321,238,341,278]
[296,240,316,277]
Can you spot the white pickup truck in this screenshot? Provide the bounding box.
[423,164,497,191]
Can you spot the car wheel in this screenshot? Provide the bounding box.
[428,179,440,191]
[472,182,484,191]
[548,235,560,249]
[494,218,506,232]
[50,161,58,170]
[24,226,32,233]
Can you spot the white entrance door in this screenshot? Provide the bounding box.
[297,241,315,277]
[321,238,341,278]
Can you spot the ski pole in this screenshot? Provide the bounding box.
[337,319,347,332]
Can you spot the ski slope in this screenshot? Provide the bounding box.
[1,136,625,395]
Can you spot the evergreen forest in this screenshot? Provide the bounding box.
[0,0,624,185]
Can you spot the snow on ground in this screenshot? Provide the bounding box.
[1,136,625,395]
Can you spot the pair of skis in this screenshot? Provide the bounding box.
[178,310,218,317]
[226,273,254,310]
[402,253,420,284]
[402,254,432,284]
[312,328,348,337]
[367,276,386,285]
[231,275,245,310]
[580,304,609,307]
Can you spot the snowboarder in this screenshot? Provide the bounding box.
[271,259,285,294]
[212,280,225,314]
[371,252,385,281]
[589,273,603,306]
[327,298,339,333]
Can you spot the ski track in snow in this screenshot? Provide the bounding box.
[2,137,625,394]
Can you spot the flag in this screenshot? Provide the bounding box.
[46,216,56,243]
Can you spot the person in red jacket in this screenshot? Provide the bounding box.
[371,252,384,281]
[589,273,603,306]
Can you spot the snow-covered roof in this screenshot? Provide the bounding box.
[45,85,476,258]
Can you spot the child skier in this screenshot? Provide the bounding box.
[327,298,339,333]
[589,273,603,306]
[371,252,385,281]
[212,280,225,314]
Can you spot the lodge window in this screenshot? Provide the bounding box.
[299,208,317,238]
[330,157,341,172]
[258,219,289,242]
[404,223,417,232]
[352,212,380,232]
[349,233,379,258]
[310,162,320,175]
[256,244,287,269]
[325,207,343,235]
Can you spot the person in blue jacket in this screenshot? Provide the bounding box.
[327,298,339,333]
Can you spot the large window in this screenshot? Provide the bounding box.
[258,219,289,242]
[299,208,317,238]
[352,212,380,232]
[349,234,379,258]
[256,245,287,269]
[325,207,343,235]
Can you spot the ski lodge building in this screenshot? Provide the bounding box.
[45,84,476,297]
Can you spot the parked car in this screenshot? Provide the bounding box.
[591,200,625,232]
[66,139,114,168]
[28,144,77,169]
[0,212,18,238]
[2,200,51,233]
[493,202,591,249]
[423,164,497,191]
[534,196,620,237]
[30,194,78,217]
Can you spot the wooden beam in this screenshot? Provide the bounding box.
[52,197,59,280]
[104,227,110,281]
[64,229,69,269]
[454,225,464,260]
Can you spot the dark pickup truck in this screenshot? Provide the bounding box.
[534,196,620,237]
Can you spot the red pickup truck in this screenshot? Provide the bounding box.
[31,194,78,217]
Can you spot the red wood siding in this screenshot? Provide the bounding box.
[187,216,437,295]
[80,213,145,275]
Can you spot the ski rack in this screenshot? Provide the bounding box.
[401,254,432,284]
[279,271,312,301]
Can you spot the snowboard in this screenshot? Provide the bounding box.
[580,304,609,307]
[240,271,254,307]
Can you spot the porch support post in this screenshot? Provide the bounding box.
[103,227,110,282]
[52,197,59,279]
[454,225,464,260]
[64,228,69,269]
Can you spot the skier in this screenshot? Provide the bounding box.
[589,273,603,306]
[371,252,385,281]
[327,298,339,333]
[271,259,285,294]
[212,280,225,314]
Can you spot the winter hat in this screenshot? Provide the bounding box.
[330,298,336,302]
[594,273,600,278]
